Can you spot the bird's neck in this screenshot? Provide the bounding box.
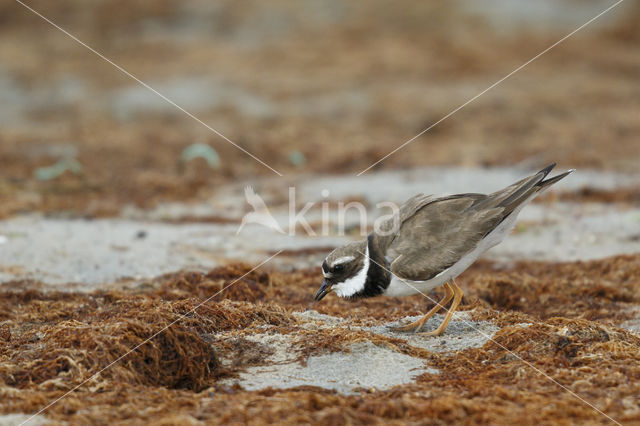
[357,235,391,298]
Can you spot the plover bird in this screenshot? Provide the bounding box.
[314,163,573,336]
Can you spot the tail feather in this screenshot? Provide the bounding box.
[536,162,557,179]
[498,163,573,216]
[536,168,575,190]
[498,162,556,209]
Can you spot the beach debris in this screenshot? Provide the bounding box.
[180,143,221,170]
[288,150,306,167]
[34,157,83,181]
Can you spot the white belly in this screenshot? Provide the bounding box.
[383,197,532,298]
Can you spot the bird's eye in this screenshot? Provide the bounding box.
[333,264,344,273]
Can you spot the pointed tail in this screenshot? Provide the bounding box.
[536,167,575,190]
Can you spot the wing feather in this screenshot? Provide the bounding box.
[373,163,569,281]
[386,197,503,281]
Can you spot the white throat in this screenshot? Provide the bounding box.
[334,245,369,298]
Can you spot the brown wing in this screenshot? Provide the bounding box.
[379,163,570,281]
[387,197,504,281]
[375,193,434,236]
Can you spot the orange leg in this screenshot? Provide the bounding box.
[390,283,455,332]
[417,281,463,336]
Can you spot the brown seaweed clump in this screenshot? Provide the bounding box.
[467,254,640,323]
[0,291,292,396]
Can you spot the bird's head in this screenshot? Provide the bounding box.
[314,241,368,301]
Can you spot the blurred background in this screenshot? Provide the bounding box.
[2,5,640,422]
[0,0,638,218]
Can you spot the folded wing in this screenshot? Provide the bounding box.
[380,163,570,281]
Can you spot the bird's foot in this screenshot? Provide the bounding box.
[415,328,445,337]
[387,321,425,333]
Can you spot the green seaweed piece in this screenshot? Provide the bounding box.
[180,143,221,170]
[35,157,83,181]
[288,150,306,167]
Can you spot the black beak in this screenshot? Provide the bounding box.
[314,280,332,302]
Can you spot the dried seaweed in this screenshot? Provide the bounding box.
[1,256,640,424]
